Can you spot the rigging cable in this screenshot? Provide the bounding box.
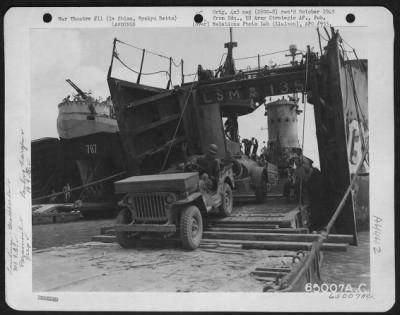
[32,171,127,202]
[234,49,289,61]
[116,38,170,60]
[116,38,182,71]
[218,52,227,67]
[298,48,310,205]
[114,51,169,76]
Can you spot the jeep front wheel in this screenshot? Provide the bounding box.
[115,208,138,248]
[180,205,203,250]
[219,183,233,217]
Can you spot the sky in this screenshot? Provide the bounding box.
[31,27,367,168]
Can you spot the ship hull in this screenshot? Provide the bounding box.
[59,132,127,216]
[310,34,368,239]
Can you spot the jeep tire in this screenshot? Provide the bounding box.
[115,208,138,248]
[180,205,203,250]
[219,183,233,217]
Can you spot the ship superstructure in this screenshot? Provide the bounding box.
[57,80,118,139]
[264,98,302,167]
[56,79,127,217]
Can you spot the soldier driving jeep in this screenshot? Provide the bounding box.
[196,144,220,206]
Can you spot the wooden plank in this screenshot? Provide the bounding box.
[251,270,289,277]
[201,238,348,251]
[218,243,243,249]
[207,220,293,228]
[203,231,353,244]
[253,276,277,283]
[255,267,291,273]
[200,249,245,255]
[104,229,116,236]
[91,235,116,243]
[206,222,279,229]
[207,217,291,223]
[231,214,286,218]
[32,212,81,225]
[206,227,309,234]
[100,226,115,234]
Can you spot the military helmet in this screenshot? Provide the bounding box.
[208,144,218,155]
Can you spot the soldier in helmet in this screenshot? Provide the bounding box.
[197,144,220,193]
[294,156,327,231]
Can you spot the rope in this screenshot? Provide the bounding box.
[341,37,356,52]
[32,171,127,202]
[319,32,329,42]
[114,53,169,76]
[218,52,227,67]
[116,39,170,60]
[234,49,289,61]
[160,73,198,171]
[116,38,182,70]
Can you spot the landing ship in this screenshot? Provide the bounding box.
[107,27,368,239]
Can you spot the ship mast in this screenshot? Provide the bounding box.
[222,27,237,76]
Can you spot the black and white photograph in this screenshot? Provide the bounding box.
[4,6,394,312]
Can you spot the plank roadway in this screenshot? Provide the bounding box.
[203,231,354,244]
[205,227,309,234]
[206,201,301,228]
[90,235,347,252]
[201,239,348,251]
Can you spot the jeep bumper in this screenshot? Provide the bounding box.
[115,224,176,233]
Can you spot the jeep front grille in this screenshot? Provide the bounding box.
[132,194,167,221]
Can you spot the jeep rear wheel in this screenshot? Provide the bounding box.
[116,208,138,248]
[219,183,233,217]
[180,205,203,250]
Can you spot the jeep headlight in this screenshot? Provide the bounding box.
[165,194,175,204]
[126,196,134,205]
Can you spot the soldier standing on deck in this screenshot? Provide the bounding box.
[241,138,252,157]
[294,157,327,231]
[63,183,71,203]
[251,138,258,160]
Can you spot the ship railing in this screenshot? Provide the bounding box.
[112,38,184,89]
[110,37,314,88]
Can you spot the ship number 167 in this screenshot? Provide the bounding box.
[85,144,97,154]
